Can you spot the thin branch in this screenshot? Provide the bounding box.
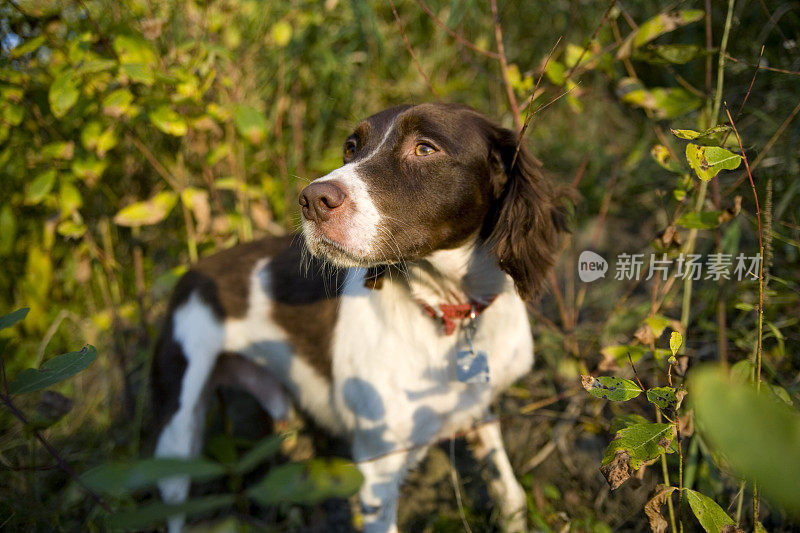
[736,45,764,118]
[413,0,498,59]
[562,0,618,82]
[510,36,562,170]
[725,96,800,193]
[723,53,800,76]
[389,0,439,99]
[489,0,520,130]
[74,0,119,61]
[725,105,763,387]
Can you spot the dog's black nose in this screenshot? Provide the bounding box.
[299,181,347,222]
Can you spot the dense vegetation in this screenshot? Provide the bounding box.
[1,0,798,531]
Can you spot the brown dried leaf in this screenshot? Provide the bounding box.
[678,409,694,437]
[645,485,676,533]
[634,323,655,345]
[599,449,633,490]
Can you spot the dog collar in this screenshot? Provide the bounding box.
[418,296,497,335]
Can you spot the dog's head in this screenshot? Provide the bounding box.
[300,103,568,299]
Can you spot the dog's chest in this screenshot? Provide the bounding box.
[329,273,533,456]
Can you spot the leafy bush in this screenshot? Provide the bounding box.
[2,0,799,530]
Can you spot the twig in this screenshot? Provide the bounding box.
[725,97,800,193]
[725,106,763,387]
[413,0,498,58]
[723,53,800,76]
[510,36,562,169]
[126,131,180,191]
[726,104,764,527]
[627,353,646,391]
[389,0,439,99]
[562,0,618,82]
[519,388,580,414]
[736,45,764,118]
[74,0,119,61]
[489,0,520,130]
[449,436,473,533]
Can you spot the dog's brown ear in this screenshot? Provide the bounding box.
[485,126,570,300]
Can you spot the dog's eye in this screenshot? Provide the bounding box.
[344,140,357,161]
[414,142,437,156]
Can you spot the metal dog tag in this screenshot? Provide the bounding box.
[457,306,490,384]
[457,349,490,383]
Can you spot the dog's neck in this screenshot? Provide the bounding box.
[398,238,509,306]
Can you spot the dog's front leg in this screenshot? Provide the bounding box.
[354,442,428,533]
[467,419,528,532]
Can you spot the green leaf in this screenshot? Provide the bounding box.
[42,141,75,160]
[685,144,742,182]
[581,375,642,401]
[149,106,188,137]
[617,78,702,119]
[113,34,157,65]
[48,73,79,118]
[634,44,706,65]
[2,102,24,126]
[247,458,363,505]
[689,366,800,515]
[72,157,108,184]
[13,0,62,17]
[651,145,684,173]
[82,457,227,495]
[610,413,650,433]
[270,20,293,47]
[113,191,178,227]
[601,344,649,365]
[9,345,97,395]
[602,423,675,469]
[676,211,728,229]
[235,435,283,474]
[26,169,57,205]
[106,494,235,530]
[113,30,157,83]
[646,387,680,411]
[59,181,82,216]
[618,10,704,58]
[233,104,268,144]
[671,125,731,140]
[102,88,135,118]
[9,35,47,59]
[669,331,682,356]
[57,220,86,239]
[0,204,17,255]
[545,60,566,85]
[119,63,154,85]
[684,489,736,533]
[0,308,29,330]
[645,315,672,338]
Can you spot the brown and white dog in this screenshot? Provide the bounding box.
[152,103,567,532]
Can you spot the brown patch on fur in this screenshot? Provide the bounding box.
[269,237,345,380]
[152,236,296,429]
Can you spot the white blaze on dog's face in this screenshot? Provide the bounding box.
[299,102,567,300]
[300,103,497,267]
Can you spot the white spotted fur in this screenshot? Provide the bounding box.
[156,110,535,532]
[155,240,532,533]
